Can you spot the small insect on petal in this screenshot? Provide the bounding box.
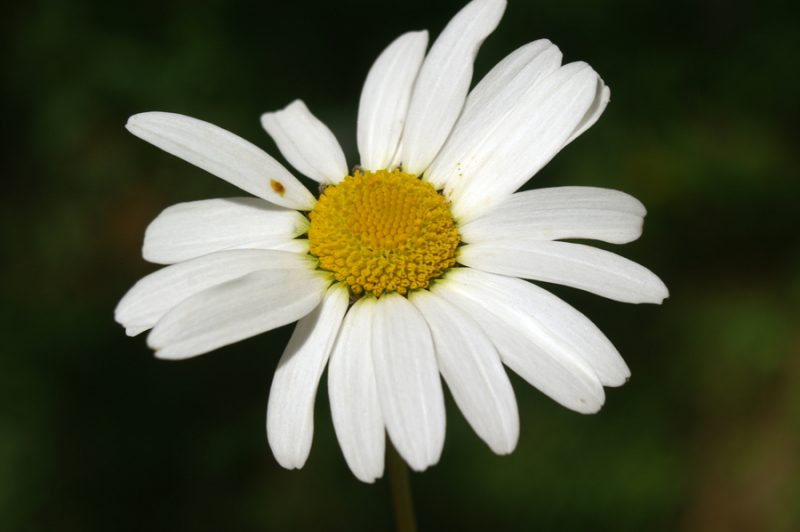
[271,179,286,196]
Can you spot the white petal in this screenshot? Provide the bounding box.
[115,249,315,335]
[357,31,429,171]
[426,40,562,189]
[565,80,610,146]
[462,40,561,120]
[328,298,385,483]
[260,100,348,184]
[267,283,349,469]
[268,239,310,254]
[459,187,645,245]
[446,62,600,222]
[459,239,669,304]
[124,325,150,337]
[433,269,607,410]
[388,136,405,170]
[126,112,315,210]
[441,268,630,387]
[400,0,506,175]
[410,290,518,454]
[147,266,331,360]
[371,293,445,471]
[143,197,309,264]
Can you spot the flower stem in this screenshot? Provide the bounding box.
[387,441,417,532]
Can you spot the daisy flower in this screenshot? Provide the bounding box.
[116,0,668,483]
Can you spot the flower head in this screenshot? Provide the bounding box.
[116,0,667,482]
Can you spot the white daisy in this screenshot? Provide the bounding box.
[116,0,668,483]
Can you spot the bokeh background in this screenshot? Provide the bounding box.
[3,0,798,530]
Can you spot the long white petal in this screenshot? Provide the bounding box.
[328,298,385,483]
[410,290,518,454]
[459,186,645,245]
[260,100,348,184]
[441,268,630,387]
[459,240,669,304]
[143,197,309,264]
[434,269,606,410]
[564,80,610,146]
[400,0,506,175]
[147,267,331,359]
[371,293,445,471]
[263,238,310,255]
[115,249,315,336]
[462,40,561,121]
[357,31,429,171]
[447,63,599,222]
[426,40,562,189]
[267,283,349,469]
[126,112,315,210]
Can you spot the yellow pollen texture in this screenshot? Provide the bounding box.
[308,169,460,297]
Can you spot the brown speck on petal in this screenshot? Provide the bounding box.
[270,179,286,196]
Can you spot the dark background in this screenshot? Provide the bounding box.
[2,0,798,530]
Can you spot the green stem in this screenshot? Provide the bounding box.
[387,441,417,532]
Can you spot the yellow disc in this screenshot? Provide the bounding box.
[308,169,460,297]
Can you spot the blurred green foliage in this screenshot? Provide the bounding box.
[2,0,798,530]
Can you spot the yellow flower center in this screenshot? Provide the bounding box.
[308,169,460,297]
